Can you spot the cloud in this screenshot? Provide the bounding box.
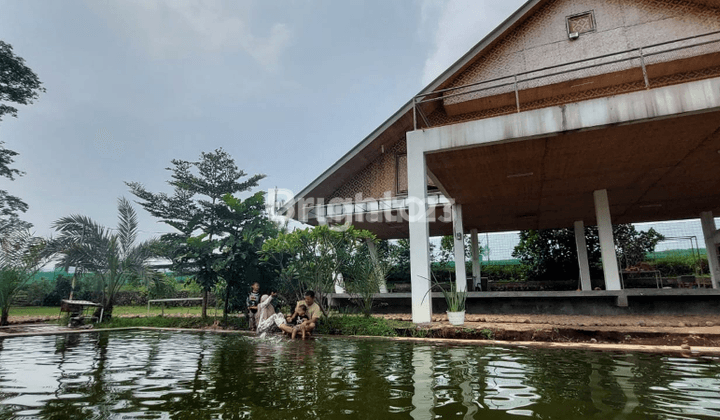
[88,0,292,70]
[421,0,526,86]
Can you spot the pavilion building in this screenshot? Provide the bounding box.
[281,0,720,323]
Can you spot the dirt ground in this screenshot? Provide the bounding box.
[379,313,720,347]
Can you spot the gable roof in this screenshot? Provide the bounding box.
[281,0,719,215]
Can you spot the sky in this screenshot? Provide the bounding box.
[0,0,527,243]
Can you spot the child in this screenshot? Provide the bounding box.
[246,282,260,331]
[289,304,310,339]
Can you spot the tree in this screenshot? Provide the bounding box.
[0,141,31,233]
[126,148,265,318]
[0,41,46,232]
[513,224,664,282]
[261,225,374,316]
[0,227,45,325]
[343,240,391,317]
[214,192,278,323]
[46,197,157,319]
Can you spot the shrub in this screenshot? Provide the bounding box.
[317,314,402,337]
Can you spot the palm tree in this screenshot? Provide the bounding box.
[46,197,157,319]
[0,227,45,325]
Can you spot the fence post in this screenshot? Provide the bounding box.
[514,75,520,113]
[413,96,417,130]
[639,48,650,89]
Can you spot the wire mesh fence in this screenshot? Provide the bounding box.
[428,217,718,288]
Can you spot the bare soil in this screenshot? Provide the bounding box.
[380,313,720,347]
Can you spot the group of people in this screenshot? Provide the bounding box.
[245,282,322,339]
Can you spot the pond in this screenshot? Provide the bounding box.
[1,331,719,419]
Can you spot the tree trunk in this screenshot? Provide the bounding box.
[223,284,230,326]
[202,289,208,319]
[1,308,9,326]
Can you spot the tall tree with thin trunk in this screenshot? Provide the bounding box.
[126,149,265,318]
[1,40,45,233]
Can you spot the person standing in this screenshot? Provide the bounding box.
[246,282,261,331]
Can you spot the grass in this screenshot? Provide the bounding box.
[317,314,417,337]
[95,315,247,330]
[9,305,205,318]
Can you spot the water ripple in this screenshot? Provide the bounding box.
[0,331,719,419]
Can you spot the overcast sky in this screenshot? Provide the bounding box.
[0,0,526,242]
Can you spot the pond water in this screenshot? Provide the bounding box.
[1,331,719,419]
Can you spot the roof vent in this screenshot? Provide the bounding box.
[566,11,596,40]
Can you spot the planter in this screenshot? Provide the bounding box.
[447,310,465,326]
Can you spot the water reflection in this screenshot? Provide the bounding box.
[0,332,719,419]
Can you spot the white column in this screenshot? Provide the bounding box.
[452,203,467,292]
[408,140,432,323]
[700,211,720,289]
[593,190,622,290]
[366,238,389,293]
[471,229,481,291]
[574,221,592,291]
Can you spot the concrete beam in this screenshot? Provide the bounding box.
[407,78,720,154]
[574,221,593,291]
[700,212,720,289]
[594,190,622,290]
[470,229,481,291]
[407,136,432,324]
[452,204,467,292]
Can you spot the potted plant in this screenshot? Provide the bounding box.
[438,281,467,325]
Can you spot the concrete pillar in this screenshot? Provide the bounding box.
[700,211,720,289]
[470,229,481,291]
[593,190,622,290]
[574,221,593,291]
[407,141,432,323]
[452,203,467,292]
[366,238,389,293]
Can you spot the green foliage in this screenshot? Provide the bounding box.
[480,329,494,340]
[434,280,467,312]
[513,224,664,281]
[316,314,404,337]
[22,276,53,306]
[648,253,708,277]
[438,235,475,263]
[261,225,374,314]
[344,240,390,317]
[94,315,247,330]
[1,41,45,231]
[126,148,266,318]
[214,192,279,318]
[146,272,178,300]
[45,197,157,319]
[480,264,527,282]
[0,41,45,121]
[0,227,45,324]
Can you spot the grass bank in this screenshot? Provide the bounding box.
[10,305,205,318]
[94,315,247,330]
[89,313,418,337]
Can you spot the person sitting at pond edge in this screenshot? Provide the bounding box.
[277,290,322,338]
[290,304,310,340]
[256,291,286,336]
[246,282,260,331]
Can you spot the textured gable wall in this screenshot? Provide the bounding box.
[447,0,720,96]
